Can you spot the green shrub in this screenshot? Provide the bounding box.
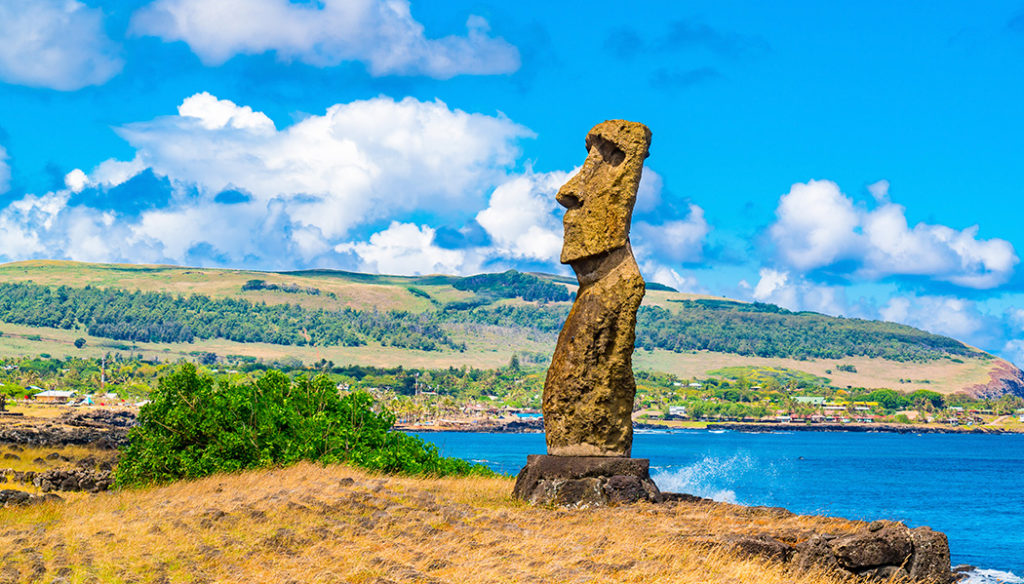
[114,364,491,487]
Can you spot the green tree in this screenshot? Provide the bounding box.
[74,337,86,349]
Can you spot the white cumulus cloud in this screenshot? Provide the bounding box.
[751,268,846,315]
[0,0,122,90]
[770,180,860,271]
[769,179,1018,289]
[475,171,566,263]
[1001,339,1024,368]
[336,222,470,276]
[880,295,989,342]
[130,0,520,78]
[635,203,710,264]
[0,93,712,279]
[642,263,702,293]
[1,93,532,269]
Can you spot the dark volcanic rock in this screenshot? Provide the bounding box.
[31,469,113,493]
[908,527,952,581]
[786,522,952,583]
[793,535,841,572]
[0,489,60,506]
[724,535,794,562]
[59,409,136,428]
[0,410,135,447]
[830,521,913,569]
[0,488,31,505]
[513,454,661,506]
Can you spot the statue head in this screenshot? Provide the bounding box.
[556,120,651,265]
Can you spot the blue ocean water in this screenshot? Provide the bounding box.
[414,430,1024,580]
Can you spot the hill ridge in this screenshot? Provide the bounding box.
[0,260,1019,397]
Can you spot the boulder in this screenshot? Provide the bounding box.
[789,522,953,583]
[830,521,913,569]
[793,535,841,573]
[724,535,794,562]
[908,527,952,582]
[0,489,31,505]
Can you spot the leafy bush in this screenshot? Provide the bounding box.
[115,364,491,487]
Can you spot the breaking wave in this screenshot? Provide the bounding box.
[651,453,774,504]
[961,569,1024,584]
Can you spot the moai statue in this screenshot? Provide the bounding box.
[513,120,662,505]
[544,120,650,457]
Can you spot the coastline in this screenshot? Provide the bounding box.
[395,415,1019,434]
[397,419,1022,435]
[703,422,1015,435]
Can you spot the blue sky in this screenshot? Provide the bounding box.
[1,0,1024,365]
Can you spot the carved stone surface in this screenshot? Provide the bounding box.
[512,454,661,506]
[543,119,651,458]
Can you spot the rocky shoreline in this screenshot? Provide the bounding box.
[705,422,1014,434]
[401,418,1018,435]
[678,500,957,583]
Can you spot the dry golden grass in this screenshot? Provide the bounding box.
[0,462,872,584]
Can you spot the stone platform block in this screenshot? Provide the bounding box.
[512,454,662,506]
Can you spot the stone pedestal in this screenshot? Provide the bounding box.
[512,454,662,506]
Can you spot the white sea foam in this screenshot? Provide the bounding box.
[961,569,1024,584]
[651,453,769,504]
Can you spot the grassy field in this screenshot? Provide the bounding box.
[0,461,860,584]
[634,349,999,395]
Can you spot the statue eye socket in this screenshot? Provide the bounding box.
[588,135,626,166]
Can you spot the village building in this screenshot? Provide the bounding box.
[32,390,76,404]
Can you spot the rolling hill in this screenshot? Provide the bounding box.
[0,259,1020,397]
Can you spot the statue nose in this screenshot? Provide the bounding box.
[557,189,581,210]
[556,176,583,209]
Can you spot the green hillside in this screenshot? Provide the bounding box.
[0,260,1017,396]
